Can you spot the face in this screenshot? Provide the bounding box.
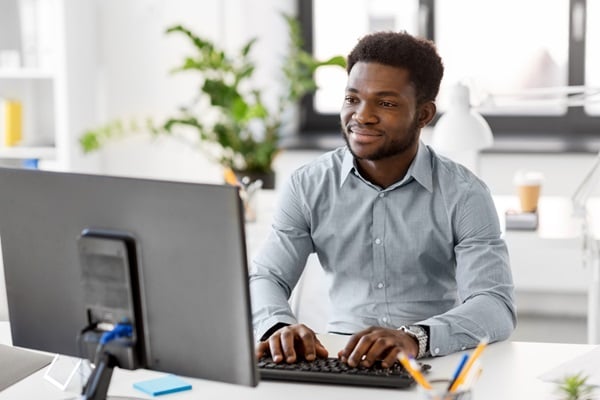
[340,62,433,162]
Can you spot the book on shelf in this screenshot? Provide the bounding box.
[1,99,23,147]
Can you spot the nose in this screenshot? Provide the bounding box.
[353,103,378,124]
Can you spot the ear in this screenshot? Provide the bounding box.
[417,101,436,128]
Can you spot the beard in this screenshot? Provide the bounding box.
[342,115,421,161]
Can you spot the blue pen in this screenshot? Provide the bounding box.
[447,353,469,391]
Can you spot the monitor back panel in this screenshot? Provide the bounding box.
[0,168,257,386]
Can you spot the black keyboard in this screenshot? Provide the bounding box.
[258,356,431,389]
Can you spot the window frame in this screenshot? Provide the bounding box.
[296,0,600,152]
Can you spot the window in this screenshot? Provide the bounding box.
[436,0,569,116]
[298,0,600,151]
[312,0,420,114]
[586,0,600,115]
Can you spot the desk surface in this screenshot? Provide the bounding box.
[0,322,596,399]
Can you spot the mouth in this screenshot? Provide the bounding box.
[347,125,383,144]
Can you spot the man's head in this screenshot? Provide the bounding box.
[346,31,443,106]
[340,32,443,167]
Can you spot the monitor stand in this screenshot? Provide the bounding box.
[81,351,118,400]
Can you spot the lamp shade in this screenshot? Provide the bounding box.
[432,83,493,153]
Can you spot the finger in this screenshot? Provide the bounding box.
[360,340,387,368]
[347,334,376,367]
[380,346,401,368]
[298,327,317,361]
[362,335,396,366]
[280,328,297,363]
[365,329,410,366]
[350,329,396,367]
[314,338,329,359]
[339,328,370,363]
[255,341,269,360]
[268,334,284,363]
[397,331,419,358]
[298,326,329,361]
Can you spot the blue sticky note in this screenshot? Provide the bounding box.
[133,374,192,396]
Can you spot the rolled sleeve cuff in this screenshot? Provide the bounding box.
[254,315,298,343]
[421,322,459,357]
[416,319,483,357]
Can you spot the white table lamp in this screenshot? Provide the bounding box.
[431,83,493,175]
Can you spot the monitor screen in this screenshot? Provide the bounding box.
[0,167,258,387]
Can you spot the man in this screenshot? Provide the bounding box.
[250,31,516,369]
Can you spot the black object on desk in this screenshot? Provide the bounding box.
[258,356,430,389]
[505,210,539,231]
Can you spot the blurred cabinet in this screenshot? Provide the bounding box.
[0,0,97,171]
[0,0,63,167]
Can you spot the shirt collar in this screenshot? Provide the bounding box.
[341,148,355,186]
[340,142,434,192]
[407,142,434,192]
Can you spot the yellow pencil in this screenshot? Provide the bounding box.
[397,352,433,390]
[449,339,488,392]
[462,361,483,389]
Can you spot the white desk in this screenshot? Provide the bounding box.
[494,196,600,344]
[0,321,596,399]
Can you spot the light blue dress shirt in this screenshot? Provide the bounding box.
[250,142,516,356]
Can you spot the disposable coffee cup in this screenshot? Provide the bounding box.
[513,170,543,213]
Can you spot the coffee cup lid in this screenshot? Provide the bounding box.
[513,170,544,185]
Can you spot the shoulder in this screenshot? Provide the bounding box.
[276,148,346,221]
[289,147,346,186]
[427,145,491,197]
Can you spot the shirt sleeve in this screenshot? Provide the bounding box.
[249,173,315,341]
[417,179,517,356]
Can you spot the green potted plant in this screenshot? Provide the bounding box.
[557,373,595,400]
[79,14,345,188]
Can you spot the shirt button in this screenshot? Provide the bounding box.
[434,348,440,355]
[461,346,466,351]
[375,238,381,245]
[382,317,388,323]
[379,193,385,198]
[377,282,384,289]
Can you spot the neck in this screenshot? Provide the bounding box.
[355,149,417,188]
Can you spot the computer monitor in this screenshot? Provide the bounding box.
[0,167,258,388]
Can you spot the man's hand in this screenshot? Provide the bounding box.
[337,326,419,368]
[255,323,328,363]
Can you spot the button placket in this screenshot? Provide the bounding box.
[372,193,388,323]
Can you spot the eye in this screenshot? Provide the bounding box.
[380,101,396,108]
[344,95,358,104]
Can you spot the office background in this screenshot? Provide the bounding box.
[1,0,599,344]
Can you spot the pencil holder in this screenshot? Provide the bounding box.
[419,379,472,400]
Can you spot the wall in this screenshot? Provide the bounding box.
[73,0,295,182]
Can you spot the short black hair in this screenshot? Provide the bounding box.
[346,31,444,105]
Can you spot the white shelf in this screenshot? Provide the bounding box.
[0,0,75,169]
[0,68,55,79]
[0,146,56,160]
